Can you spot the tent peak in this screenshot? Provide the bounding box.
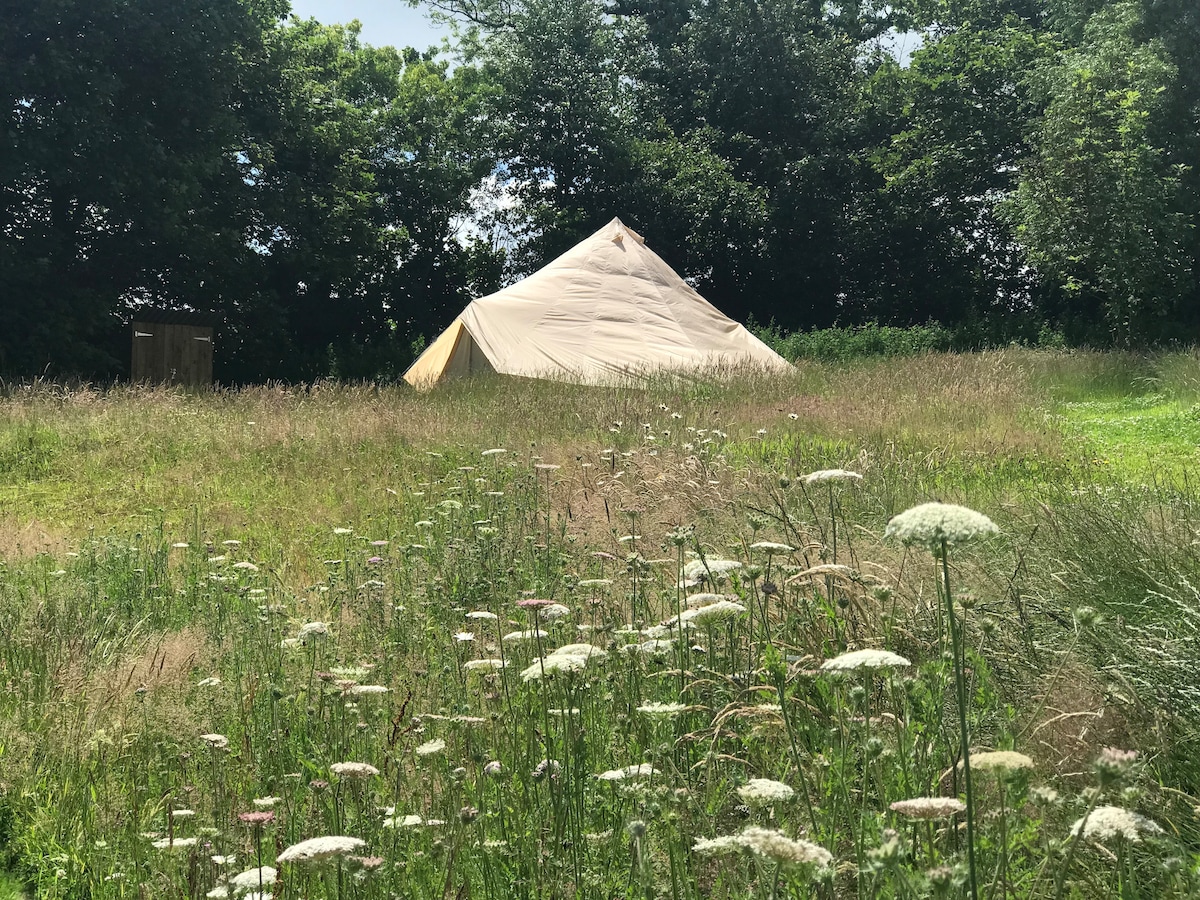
[604,217,645,245]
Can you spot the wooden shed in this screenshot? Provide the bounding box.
[131,310,214,386]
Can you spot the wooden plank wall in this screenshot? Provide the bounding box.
[131,322,214,386]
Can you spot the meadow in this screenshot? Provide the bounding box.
[1,348,1200,898]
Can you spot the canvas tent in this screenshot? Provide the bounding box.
[404,217,791,387]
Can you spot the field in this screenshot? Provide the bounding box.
[1,348,1200,898]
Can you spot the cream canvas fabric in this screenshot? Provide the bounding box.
[404,217,791,386]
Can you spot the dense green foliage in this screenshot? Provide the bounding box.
[3,0,1198,379]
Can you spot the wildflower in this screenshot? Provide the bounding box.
[681,558,742,587]
[482,448,507,456]
[889,797,966,820]
[693,827,832,869]
[197,676,221,689]
[238,812,276,825]
[232,561,259,572]
[467,610,500,620]
[1071,806,1162,843]
[596,764,658,782]
[534,462,561,471]
[737,779,795,804]
[331,762,379,779]
[679,600,747,627]
[229,867,277,892]
[516,598,557,609]
[531,759,561,780]
[1094,747,1139,787]
[692,835,745,854]
[171,809,195,819]
[333,528,353,535]
[463,658,506,672]
[966,751,1034,773]
[502,629,547,643]
[637,701,688,718]
[151,837,198,850]
[548,643,607,660]
[252,797,281,809]
[348,684,388,695]
[803,469,863,485]
[820,649,911,672]
[297,622,329,642]
[750,541,795,554]
[454,632,476,642]
[383,814,423,828]
[540,603,571,620]
[520,654,587,681]
[200,733,229,750]
[483,761,503,777]
[625,639,673,657]
[276,835,366,863]
[683,592,732,609]
[415,739,446,757]
[171,542,190,549]
[884,502,998,551]
[208,555,228,564]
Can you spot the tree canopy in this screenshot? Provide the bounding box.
[2,0,1197,380]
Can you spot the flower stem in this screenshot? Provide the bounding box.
[941,538,979,900]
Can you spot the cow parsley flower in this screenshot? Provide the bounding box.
[820,649,911,672]
[330,762,379,779]
[889,797,966,820]
[884,502,998,550]
[276,835,365,863]
[1072,806,1162,843]
[966,751,1034,773]
[803,469,862,486]
[737,779,795,804]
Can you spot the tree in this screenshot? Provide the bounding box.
[1007,1,1189,343]
[0,0,288,377]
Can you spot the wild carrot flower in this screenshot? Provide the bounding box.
[694,827,832,869]
[820,649,911,672]
[889,797,966,820]
[1071,806,1162,842]
[238,812,276,825]
[463,659,506,672]
[1094,747,1139,787]
[681,558,742,587]
[229,867,276,892]
[467,610,500,620]
[276,835,366,863]
[151,837,198,850]
[331,762,379,779]
[884,502,998,550]
[597,764,658,781]
[637,702,688,718]
[297,622,329,643]
[738,779,795,804]
[415,739,446,757]
[803,469,862,485]
[679,600,747,626]
[750,541,795,554]
[348,684,389,695]
[252,797,281,809]
[200,733,229,750]
[966,751,1034,773]
[520,654,588,681]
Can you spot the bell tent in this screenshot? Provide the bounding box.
[403,218,791,387]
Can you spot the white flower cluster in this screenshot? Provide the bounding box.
[694,827,832,869]
[596,764,658,782]
[737,778,795,805]
[681,558,742,587]
[1072,806,1162,843]
[820,649,911,672]
[884,502,998,550]
[520,643,607,682]
[889,797,966,820]
[276,835,366,863]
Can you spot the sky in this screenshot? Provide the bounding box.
[287,0,451,51]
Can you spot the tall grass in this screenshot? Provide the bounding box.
[0,350,1197,897]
